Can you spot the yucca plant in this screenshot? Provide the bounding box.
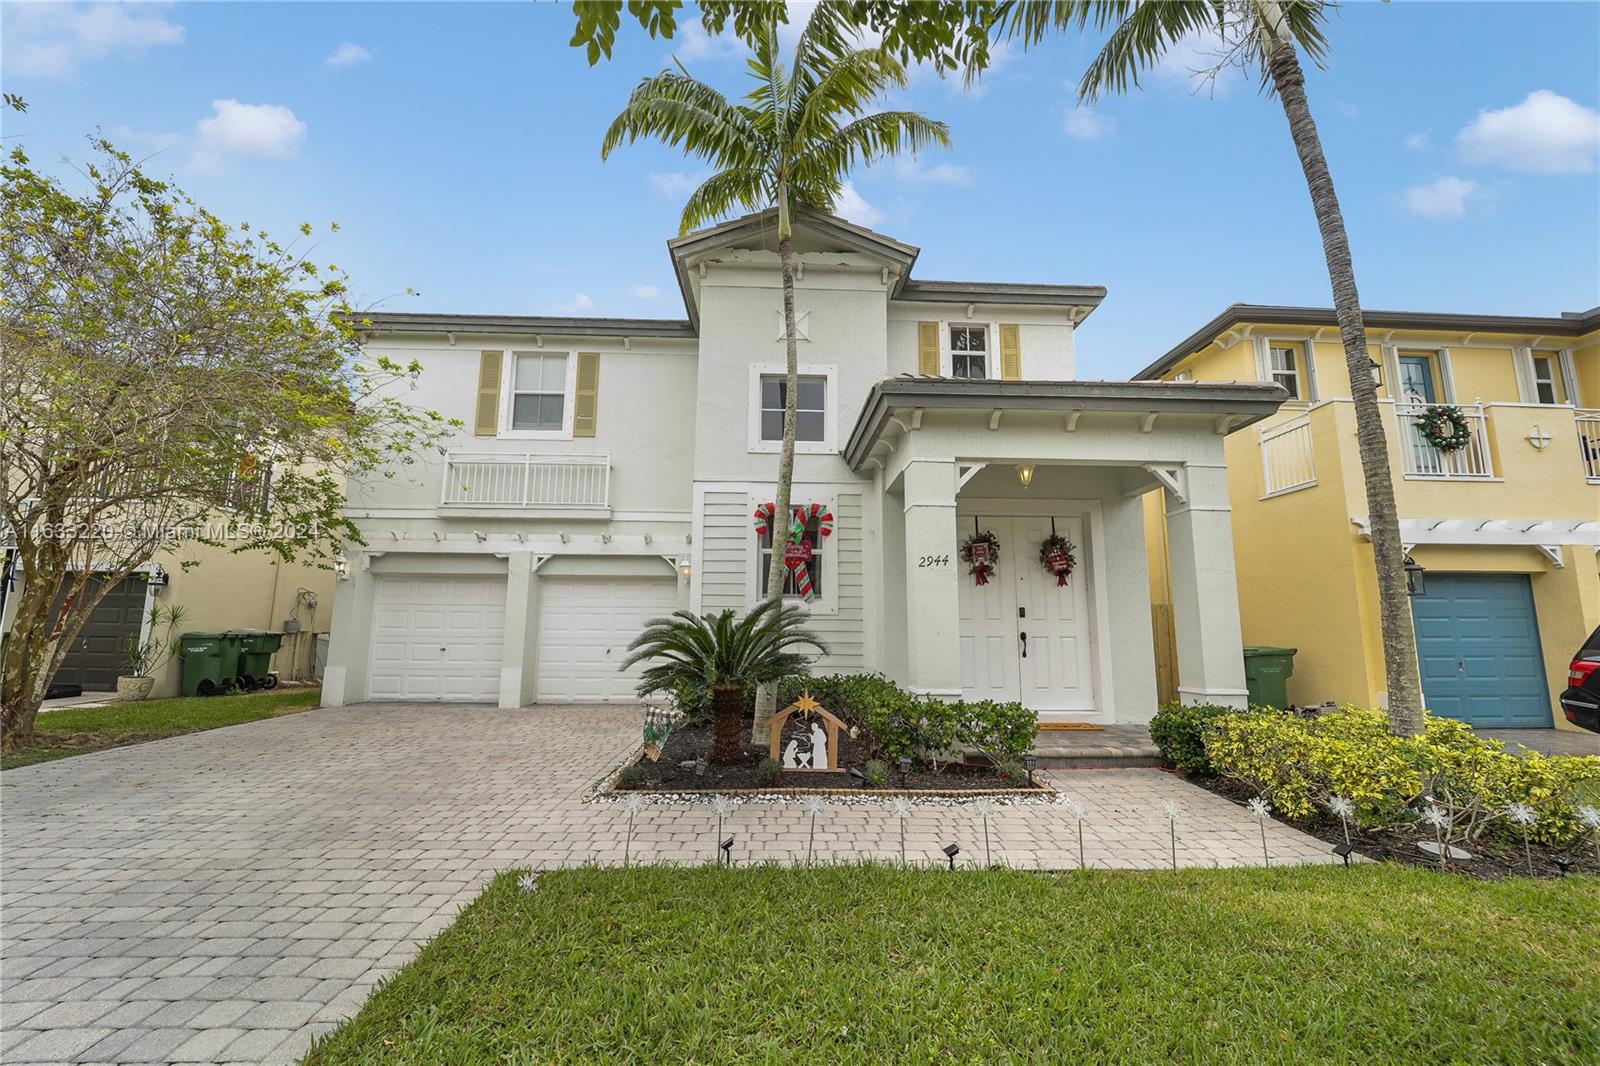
[622,601,828,762]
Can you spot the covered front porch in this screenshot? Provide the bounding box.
[846,378,1288,724]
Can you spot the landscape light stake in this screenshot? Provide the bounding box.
[1163,801,1182,871]
[1327,795,1356,867]
[805,796,824,867]
[898,756,912,788]
[892,798,912,866]
[1506,803,1537,877]
[943,842,960,870]
[720,837,735,867]
[623,794,645,869]
[1247,797,1273,867]
[711,795,735,865]
[1066,798,1088,871]
[974,798,995,868]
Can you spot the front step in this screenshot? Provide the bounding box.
[1029,745,1164,770]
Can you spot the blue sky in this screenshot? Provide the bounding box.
[3,1,1597,378]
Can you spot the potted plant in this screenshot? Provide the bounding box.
[622,600,826,762]
[116,604,188,701]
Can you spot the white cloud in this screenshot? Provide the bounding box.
[1402,176,1478,219]
[648,171,703,198]
[675,21,744,62]
[110,125,182,153]
[1151,29,1243,97]
[891,158,972,186]
[189,100,306,173]
[629,284,662,300]
[833,182,884,229]
[1457,90,1600,175]
[1063,108,1115,141]
[1406,130,1432,152]
[1,1,184,79]
[324,42,371,68]
[551,293,597,315]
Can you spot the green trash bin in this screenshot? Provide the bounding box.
[1243,646,1298,710]
[232,630,284,691]
[179,632,239,697]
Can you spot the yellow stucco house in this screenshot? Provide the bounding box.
[1138,303,1599,731]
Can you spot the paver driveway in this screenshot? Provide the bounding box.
[1,702,1335,1064]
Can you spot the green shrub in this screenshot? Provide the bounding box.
[958,699,1037,765]
[863,759,889,788]
[1203,706,1600,844]
[1149,701,1236,774]
[667,677,712,725]
[756,758,782,786]
[997,760,1030,786]
[615,764,648,790]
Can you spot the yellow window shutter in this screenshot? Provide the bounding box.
[1000,324,1022,380]
[474,350,503,436]
[574,352,600,438]
[918,321,940,376]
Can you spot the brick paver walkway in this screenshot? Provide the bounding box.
[1,703,1335,1064]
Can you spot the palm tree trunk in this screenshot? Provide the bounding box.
[751,222,803,746]
[1263,33,1424,736]
[711,683,746,762]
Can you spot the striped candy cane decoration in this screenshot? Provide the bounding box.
[752,502,834,601]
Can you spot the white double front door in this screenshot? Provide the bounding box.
[957,514,1096,714]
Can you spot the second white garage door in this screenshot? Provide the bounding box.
[368,576,506,702]
[536,576,679,702]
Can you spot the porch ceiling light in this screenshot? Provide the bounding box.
[1015,464,1035,489]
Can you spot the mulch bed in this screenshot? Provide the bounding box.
[614,716,1049,795]
[1193,772,1600,880]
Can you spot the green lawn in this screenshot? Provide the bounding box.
[1,688,321,769]
[307,864,1599,1065]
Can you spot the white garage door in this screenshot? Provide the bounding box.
[536,577,679,702]
[368,576,506,702]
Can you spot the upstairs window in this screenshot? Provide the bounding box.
[760,375,826,442]
[510,352,568,431]
[949,325,988,379]
[1268,345,1302,400]
[1531,353,1565,405]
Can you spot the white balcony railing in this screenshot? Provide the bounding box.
[1577,409,1600,482]
[1259,417,1316,497]
[1395,401,1495,479]
[441,453,610,509]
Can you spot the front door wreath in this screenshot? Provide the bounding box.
[960,527,1000,586]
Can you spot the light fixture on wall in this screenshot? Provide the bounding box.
[1403,554,1426,597]
[1015,464,1035,489]
[334,553,351,581]
[1368,358,1383,388]
[145,564,169,592]
[678,559,693,578]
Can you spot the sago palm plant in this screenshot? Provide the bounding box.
[622,600,828,762]
[602,10,948,743]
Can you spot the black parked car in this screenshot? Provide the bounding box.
[1561,626,1600,734]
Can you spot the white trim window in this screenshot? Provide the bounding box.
[1267,345,1303,400]
[753,498,835,609]
[1530,352,1565,405]
[747,364,837,453]
[504,350,575,438]
[948,324,990,379]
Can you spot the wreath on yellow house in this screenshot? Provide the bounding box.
[1413,403,1471,453]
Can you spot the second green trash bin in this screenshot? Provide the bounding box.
[232,630,284,691]
[1243,646,1298,710]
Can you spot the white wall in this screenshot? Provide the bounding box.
[886,305,1077,380]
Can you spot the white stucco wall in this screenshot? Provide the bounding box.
[886,306,1077,380]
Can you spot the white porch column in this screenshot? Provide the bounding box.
[321,550,375,707]
[901,459,962,699]
[499,552,541,709]
[1166,467,1248,707]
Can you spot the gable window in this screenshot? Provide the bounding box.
[949,325,989,379]
[1531,353,1565,405]
[1268,346,1302,399]
[759,506,828,600]
[510,352,568,431]
[760,375,826,442]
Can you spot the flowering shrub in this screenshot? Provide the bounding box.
[1204,707,1600,844]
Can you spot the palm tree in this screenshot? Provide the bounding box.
[601,10,951,744]
[990,0,1423,735]
[622,600,828,762]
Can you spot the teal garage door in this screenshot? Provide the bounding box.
[1411,573,1550,728]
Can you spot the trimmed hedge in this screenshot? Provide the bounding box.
[1149,701,1236,774]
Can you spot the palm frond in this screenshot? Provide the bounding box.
[600,71,762,166]
[792,46,911,149]
[678,168,767,234]
[621,600,828,700]
[795,111,952,197]
[1074,1,1223,103]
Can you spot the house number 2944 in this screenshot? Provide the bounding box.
[918,555,950,568]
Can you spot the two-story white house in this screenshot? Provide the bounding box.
[322,208,1287,724]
